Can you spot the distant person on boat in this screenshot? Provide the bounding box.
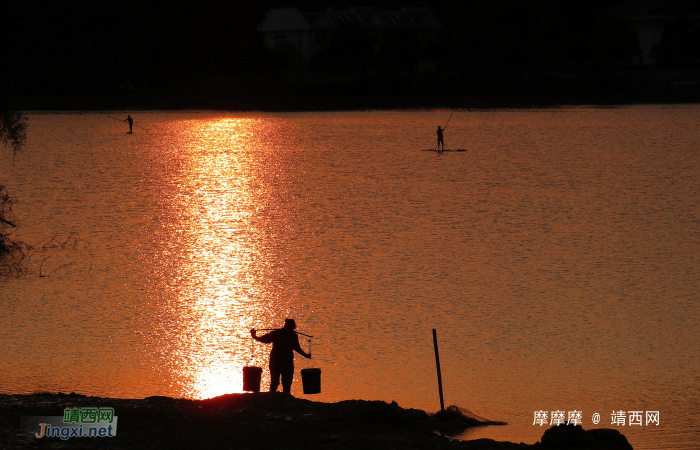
[251,319,311,393]
[437,126,445,151]
[124,115,133,133]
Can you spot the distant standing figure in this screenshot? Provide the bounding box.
[251,319,311,393]
[124,115,133,133]
[437,126,444,151]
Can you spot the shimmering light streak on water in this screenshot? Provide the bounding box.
[132,116,312,398]
[156,117,260,398]
[1,107,699,450]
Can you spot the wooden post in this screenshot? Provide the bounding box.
[432,328,445,413]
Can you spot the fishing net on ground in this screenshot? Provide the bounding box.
[434,405,507,426]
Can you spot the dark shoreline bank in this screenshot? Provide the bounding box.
[6,89,700,112]
[0,393,633,449]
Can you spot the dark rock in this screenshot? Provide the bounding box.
[540,424,633,449]
[400,408,429,421]
[145,395,173,401]
[434,418,467,435]
[587,429,633,450]
[458,438,531,449]
[541,424,595,446]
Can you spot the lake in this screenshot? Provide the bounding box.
[1,107,699,449]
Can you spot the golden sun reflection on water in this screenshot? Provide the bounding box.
[161,117,274,399]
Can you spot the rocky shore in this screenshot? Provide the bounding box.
[0,393,633,450]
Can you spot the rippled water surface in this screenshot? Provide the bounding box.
[1,107,699,449]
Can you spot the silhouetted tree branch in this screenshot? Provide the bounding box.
[0,184,30,277]
[1,108,28,275]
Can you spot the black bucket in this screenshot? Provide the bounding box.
[301,368,321,394]
[242,366,263,392]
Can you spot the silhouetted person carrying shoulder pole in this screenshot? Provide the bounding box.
[124,115,133,133]
[251,319,311,393]
[437,126,445,151]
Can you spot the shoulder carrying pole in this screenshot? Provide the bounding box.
[256,328,314,338]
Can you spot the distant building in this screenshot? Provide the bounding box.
[258,6,443,73]
[613,0,700,65]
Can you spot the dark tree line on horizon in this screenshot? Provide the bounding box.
[1,0,697,99]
